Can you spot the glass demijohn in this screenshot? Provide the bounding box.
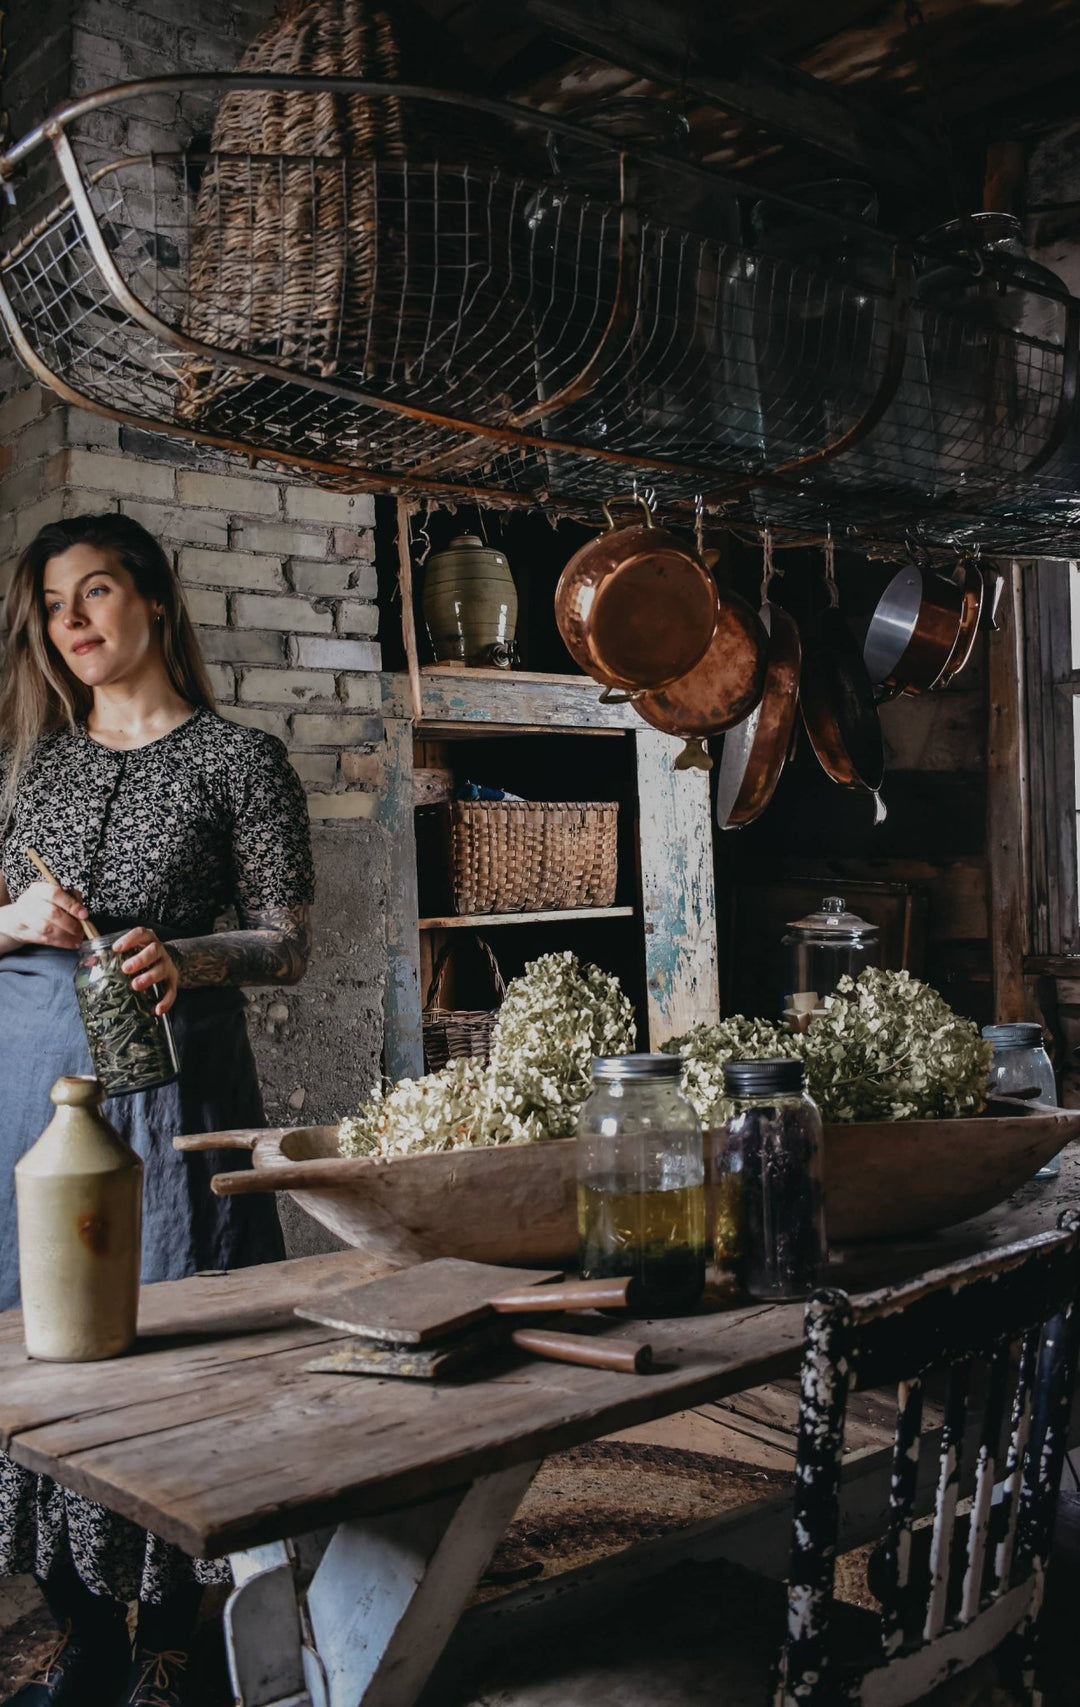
[74,932,179,1098]
[577,1054,706,1315]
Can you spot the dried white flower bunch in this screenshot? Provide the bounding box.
[669,968,992,1126]
[338,951,635,1159]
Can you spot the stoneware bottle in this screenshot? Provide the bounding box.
[421,533,518,667]
[15,1076,143,1361]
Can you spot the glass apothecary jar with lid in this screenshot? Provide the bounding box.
[74,933,179,1098]
[721,1058,827,1300]
[576,1054,706,1316]
[781,896,878,1029]
[982,1021,1060,1180]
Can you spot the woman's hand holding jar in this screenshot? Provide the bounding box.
[113,927,180,1015]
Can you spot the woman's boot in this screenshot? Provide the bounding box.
[3,1556,129,1706]
[123,1586,202,1707]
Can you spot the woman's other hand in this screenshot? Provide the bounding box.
[0,881,89,949]
[113,926,180,1015]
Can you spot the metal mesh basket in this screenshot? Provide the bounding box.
[1,64,1078,553]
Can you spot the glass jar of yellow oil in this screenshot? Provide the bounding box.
[576,1054,705,1315]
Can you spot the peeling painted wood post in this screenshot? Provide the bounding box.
[959,1343,1010,1624]
[991,1329,1040,1596]
[774,1288,853,1707]
[924,1360,971,1641]
[1014,1210,1080,1583]
[880,1375,924,1654]
[635,728,720,1048]
[379,714,424,1081]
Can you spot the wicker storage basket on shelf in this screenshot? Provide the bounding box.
[422,935,506,1072]
[439,800,619,916]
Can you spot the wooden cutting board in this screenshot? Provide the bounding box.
[295,1257,563,1346]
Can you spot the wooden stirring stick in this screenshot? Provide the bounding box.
[25,848,98,941]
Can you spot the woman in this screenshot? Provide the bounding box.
[0,514,314,1707]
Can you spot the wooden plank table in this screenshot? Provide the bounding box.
[2,1154,1078,1707]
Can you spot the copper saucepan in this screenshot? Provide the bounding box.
[714,602,802,828]
[802,605,885,803]
[862,564,965,696]
[632,585,767,771]
[937,560,984,686]
[555,497,720,697]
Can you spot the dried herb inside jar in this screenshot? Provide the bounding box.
[721,1058,826,1300]
[73,933,179,1097]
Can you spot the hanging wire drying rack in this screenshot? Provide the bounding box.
[1,74,1078,555]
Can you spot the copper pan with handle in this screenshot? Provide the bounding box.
[863,558,982,696]
[801,603,886,817]
[714,600,802,827]
[632,582,768,771]
[554,496,720,698]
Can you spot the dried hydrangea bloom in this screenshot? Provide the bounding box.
[339,952,635,1159]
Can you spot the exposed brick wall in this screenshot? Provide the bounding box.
[0,2,392,1180]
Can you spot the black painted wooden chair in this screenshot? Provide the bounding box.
[452,1213,1080,1707]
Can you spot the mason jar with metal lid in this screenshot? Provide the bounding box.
[576,1053,705,1315]
[721,1058,826,1300]
[782,895,879,1027]
[74,933,179,1098]
[982,1021,1059,1180]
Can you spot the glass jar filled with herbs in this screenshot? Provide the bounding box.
[74,933,179,1097]
[721,1058,826,1300]
[577,1054,706,1315]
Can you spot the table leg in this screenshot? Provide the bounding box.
[225,1460,538,1707]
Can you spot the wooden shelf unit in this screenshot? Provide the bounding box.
[419,906,637,930]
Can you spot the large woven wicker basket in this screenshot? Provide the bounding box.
[439,800,619,916]
[177,0,505,436]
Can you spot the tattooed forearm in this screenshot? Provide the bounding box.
[167,905,311,989]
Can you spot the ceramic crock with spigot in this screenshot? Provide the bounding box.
[15,1076,143,1361]
[421,533,518,667]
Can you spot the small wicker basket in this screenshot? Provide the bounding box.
[422,935,506,1072]
[439,799,619,916]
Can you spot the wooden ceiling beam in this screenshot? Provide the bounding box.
[519,0,941,195]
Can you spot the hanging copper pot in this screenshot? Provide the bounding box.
[937,560,985,686]
[555,496,719,696]
[632,590,768,771]
[801,605,886,810]
[862,563,965,696]
[714,602,802,828]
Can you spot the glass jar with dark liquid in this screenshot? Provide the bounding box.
[577,1054,706,1315]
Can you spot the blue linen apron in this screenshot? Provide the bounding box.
[0,944,284,1311]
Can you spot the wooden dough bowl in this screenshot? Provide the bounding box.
[174,1104,1080,1264]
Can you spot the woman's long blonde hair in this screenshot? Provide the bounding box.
[0,514,215,823]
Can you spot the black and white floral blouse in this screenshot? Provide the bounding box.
[1,707,314,933]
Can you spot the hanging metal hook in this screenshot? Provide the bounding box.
[823,525,839,607]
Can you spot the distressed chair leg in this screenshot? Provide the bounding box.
[304,1459,540,1707]
[225,1541,314,1707]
